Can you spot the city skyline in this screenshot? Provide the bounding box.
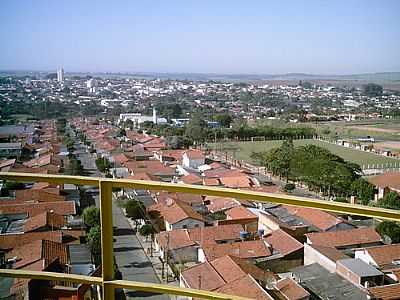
[0,0,400,74]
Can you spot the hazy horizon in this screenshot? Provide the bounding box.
[1,0,399,74]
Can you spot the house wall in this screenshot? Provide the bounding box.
[182,154,204,169]
[166,219,204,231]
[304,243,337,273]
[354,250,376,266]
[170,246,198,263]
[336,262,361,285]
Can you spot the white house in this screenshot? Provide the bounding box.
[182,150,205,169]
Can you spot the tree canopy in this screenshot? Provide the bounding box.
[82,206,100,228]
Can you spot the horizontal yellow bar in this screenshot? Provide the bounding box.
[0,269,249,299]
[0,172,99,186]
[1,172,400,221]
[108,280,250,300]
[0,269,102,285]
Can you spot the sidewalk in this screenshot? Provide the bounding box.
[127,218,180,287]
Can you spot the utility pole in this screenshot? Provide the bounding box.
[166,232,170,283]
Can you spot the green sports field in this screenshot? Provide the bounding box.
[211,139,399,167]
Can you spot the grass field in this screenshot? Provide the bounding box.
[211,139,399,166]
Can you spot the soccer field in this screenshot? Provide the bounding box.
[212,139,399,166]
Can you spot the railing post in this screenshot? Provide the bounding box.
[100,180,114,299]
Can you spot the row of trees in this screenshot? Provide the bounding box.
[142,114,316,146]
[252,140,373,201]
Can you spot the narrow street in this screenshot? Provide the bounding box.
[74,137,168,299]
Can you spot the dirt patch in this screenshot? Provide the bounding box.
[347,125,399,134]
[374,141,400,150]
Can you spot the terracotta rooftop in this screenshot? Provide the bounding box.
[362,244,400,267]
[284,205,347,231]
[203,178,221,186]
[0,231,63,250]
[0,201,76,216]
[306,227,382,248]
[210,255,271,284]
[225,206,257,220]
[15,189,65,203]
[188,224,243,245]
[180,174,203,185]
[216,274,273,300]
[181,261,226,291]
[6,239,68,270]
[202,240,272,261]
[23,211,65,233]
[154,200,204,224]
[184,149,205,160]
[264,229,303,256]
[368,172,400,190]
[157,229,196,250]
[220,175,253,188]
[369,283,400,300]
[205,196,240,213]
[275,278,310,300]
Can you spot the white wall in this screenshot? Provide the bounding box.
[303,243,337,273]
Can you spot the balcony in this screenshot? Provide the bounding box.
[1,171,400,300]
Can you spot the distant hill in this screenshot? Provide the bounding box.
[1,70,400,82]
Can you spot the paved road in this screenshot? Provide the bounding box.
[76,138,167,299]
[112,199,169,300]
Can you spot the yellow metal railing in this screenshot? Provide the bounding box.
[1,172,400,300]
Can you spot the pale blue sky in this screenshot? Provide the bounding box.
[0,0,399,74]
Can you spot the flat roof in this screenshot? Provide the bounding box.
[292,263,368,300]
[338,258,383,277]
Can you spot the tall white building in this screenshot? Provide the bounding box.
[57,68,64,83]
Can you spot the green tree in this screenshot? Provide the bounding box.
[139,224,156,239]
[378,192,400,210]
[363,83,383,97]
[376,221,400,243]
[185,114,207,143]
[87,225,101,264]
[214,113,233,128]
[125,200,145,225]
[83,206,100,228]
[350,178,375,205]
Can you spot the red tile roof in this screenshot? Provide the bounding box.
[0,231,63,250]
[216,274,273,300]
[369,283,400,300]
[0,201,76,216]
[368,172,400,190]
[203,178,221,186]
[184,149,205,160]
[264,229,303,256]
[150,200,204,224]
[157,229,196,250]
[363,244,400,267]
[306,227,382,248]
[205,196,240,213]
[275,278,310,300]
[181,261,226,291]
[187,224,243,245]
[181,174,203,185]
[113,153,129,165]
[202,240,272,261]
[284,205,347,231]
[220,175,253,188]
[6,240,68,270]
[23,211,66,232]
[225,206,257,220]
[15,189,65,202]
